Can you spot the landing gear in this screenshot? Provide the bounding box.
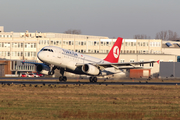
[48,70,55,75]
[59,68,67,82]
[59,76,67,82]
[48,66,56,75]
[89,77,97,83]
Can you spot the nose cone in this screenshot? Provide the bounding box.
[37,52,44,61]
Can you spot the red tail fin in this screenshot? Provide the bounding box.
[104,37,123,63]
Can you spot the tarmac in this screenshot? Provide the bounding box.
[0,77,180,85]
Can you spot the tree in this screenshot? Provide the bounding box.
[64,29,81,34]
[134,34,151,39]
[155,30,178,40]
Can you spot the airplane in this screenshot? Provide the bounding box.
[22,37,159,82]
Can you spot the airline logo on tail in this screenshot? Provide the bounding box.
[104,37,123,63]
[113,46,119,58]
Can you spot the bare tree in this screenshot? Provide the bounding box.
[134,34,151,39]
[64,29,81,34]
[155,30,178,40]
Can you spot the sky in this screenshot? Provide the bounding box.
[0,0,180,39]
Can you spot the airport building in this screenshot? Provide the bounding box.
[0,26,179,77]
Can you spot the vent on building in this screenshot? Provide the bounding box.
[165,42,172,47]
[174,43,180,47]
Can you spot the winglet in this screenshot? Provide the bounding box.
[157,60,160,64]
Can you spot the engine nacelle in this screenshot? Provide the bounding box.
[82,64,100,76]
[36,64,50,75]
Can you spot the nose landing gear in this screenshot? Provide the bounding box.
[48,70,55,75]
[48,66,56,75]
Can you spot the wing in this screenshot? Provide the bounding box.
[76,60,159,70]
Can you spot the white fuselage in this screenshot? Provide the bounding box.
[37,46,125,77]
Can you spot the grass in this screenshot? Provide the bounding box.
[0,84,180,119]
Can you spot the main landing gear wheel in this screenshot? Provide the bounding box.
[89,77,97,83]
[59,76,67,82]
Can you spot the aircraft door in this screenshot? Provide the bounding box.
[79,55,84,63]
[51,49,57,64]
[56,49,64,66]
[50,48,60,65]
[57,50,62,59]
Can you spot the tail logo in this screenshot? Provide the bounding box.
[113,46,119,58]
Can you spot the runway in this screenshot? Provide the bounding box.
[0,77,180,85]
[0,81,180,85]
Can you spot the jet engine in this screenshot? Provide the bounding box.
[82,64,100,75]
[36,64,50,75]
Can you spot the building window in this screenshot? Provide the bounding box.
[21,52,23,56]
[21,43,23,48]
[94,41,97,46]
[44,40,46,44]
[17,52,20,56]
[75,41,78,45]
[130,59,134,62]
[25,43,27,48]
[120,59,124,63]
[69,41,71,45]
[31,43,34,48]
[106,42,109,46]
[18,43,21,48]
[34,43,36,48]
[66,41,68,45]
[8,52,10,56]
[63,41,66,45]
[143,42,145,46]
[15,52,17,56]
[80,42,83,45]
[28,52,30,57]
[101,42,103,46]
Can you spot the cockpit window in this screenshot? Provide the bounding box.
[42,49,53,52]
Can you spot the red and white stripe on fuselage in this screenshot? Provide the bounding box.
[104,37,123,63]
